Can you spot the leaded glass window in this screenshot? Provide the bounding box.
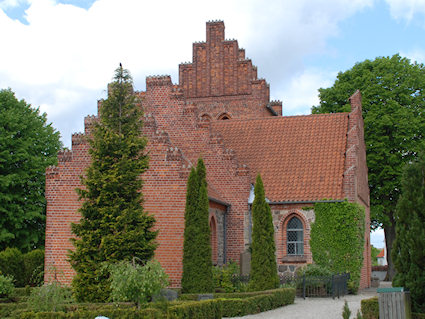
[287,216,304,255]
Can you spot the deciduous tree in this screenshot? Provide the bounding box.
[312,54,425,279]
[69,66,157,302]
[0,89,61,251]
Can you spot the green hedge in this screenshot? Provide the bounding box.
[220,288,295,317]
[413,313,425,319]
[0,302,29,318]
[167,299,221,319]
[361,297,379,319]
[179,287,295,301]
[5,288,295,319]
[17,307,163,319]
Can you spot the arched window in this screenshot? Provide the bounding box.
[287,216,304,255]
[218,113,231,120]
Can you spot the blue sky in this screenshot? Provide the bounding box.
[2,0,425,248]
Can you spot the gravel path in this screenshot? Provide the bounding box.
[225,284,389,319]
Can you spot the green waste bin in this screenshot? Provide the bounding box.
[377,287,411,319]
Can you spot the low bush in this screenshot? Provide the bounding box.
[296,264,333,277]
[22,249,44,287]
[107,260,169,308]
[220,288,295,317]
[361,297,379,319]
[0,275,14,298]
[167,299,221,319]
[413,313,425,319]
[180,287,295,301]
[212,261,247,293]
[0,302,29,318]
[18,307,164,319]
[0,248,24,287]
[27,282,73,312]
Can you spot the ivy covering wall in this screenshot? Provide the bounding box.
[310,201,365,291]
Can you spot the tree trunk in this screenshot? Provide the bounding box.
[384,219,397,281]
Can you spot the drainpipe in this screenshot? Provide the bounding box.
[223,206,228,264]
[208,197,230,265]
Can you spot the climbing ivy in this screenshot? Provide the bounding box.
[310,201,365,292]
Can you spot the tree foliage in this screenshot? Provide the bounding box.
[249,175,279,291]
[69,66,157,302]
[107,259,168,309]
[181,158,214,293]
[0,89,61,251]
[310,201,365,292]
[312,54,425,278]
[393,149,425,313]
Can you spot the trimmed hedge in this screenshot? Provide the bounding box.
[0,302,29,318]
[361,297,379,319]
[4,288,295,319]
[179,287,295,301]
[18,307,163,319]
[168,299,221,319]
[220,288,295,317]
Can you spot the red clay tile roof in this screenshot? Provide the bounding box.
[211,113,349,202]
[377,249,385,258]
[208,184,229,206]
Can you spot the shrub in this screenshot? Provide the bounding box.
[27,281,73,312]
[0,248,24,287]
[23,249,44,287]
[107,259,169,308]
[342,300,351,319]
[295,264,333,294]
[168,299,221,319]
[296,264,332,277]
[361,297,379,319]
[0,275,14,298]
[220,288,295,317]
[212,261,240,293]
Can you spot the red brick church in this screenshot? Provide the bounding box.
[45,21,371,289]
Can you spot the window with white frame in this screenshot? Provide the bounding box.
[287,216,304,255]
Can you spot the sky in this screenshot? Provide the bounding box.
[2,0,425,249]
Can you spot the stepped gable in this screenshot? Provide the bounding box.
[211,113,349,202]
[178,21,275,119]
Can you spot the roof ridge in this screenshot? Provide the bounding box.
[211,112,349,125]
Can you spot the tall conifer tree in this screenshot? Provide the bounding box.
[69,66,157,302]
[393,150,425,313]
[181,158,213,293]
[249,174,279,291]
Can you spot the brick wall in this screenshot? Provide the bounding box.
[44,21,370,289]
[343,90,371,289]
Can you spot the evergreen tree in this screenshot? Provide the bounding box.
[181,158,213,293]
[0,89,61,251]
[393,149,425,313]
[249,174,279,291]
[69,66,157,302]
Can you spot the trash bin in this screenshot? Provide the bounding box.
[377,287,411,319]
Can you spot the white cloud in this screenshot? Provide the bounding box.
[0,0,373,147]
[0,0,27,10]
[371,228,386,248]
[275,68,337,115]
[400,48,425,63]
[384,0,425,22]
